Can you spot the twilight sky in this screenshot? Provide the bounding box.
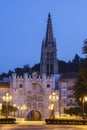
[0,0,87,74]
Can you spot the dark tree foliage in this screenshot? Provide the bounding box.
[0,54,84,78]
[14,64,31,76]
[58,60,67,73]
[23,64,31,73]
[58,54,83,74]
[74,60,87,100]
[0,72,8,80]
[1,105,18,117]
[31,63,40,73]
[74,40,87,108]
[72,54,82,64]
[66,60,79,73]
[64,107,82,116]
[8,70,14,76]
[14,68,24,76]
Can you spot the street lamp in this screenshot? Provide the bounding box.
[49,91,59,118]
[48,104,54,110]
[80,96,87,119]
[22,104,27,111]
[48,104,54,118]
[17,105,27,118]
[20,104,27,118]
[2,92,12,118]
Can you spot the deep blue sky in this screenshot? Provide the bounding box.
[0,0,87,74]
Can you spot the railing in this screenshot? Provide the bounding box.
[0,118,16,124]
[67,103,77,106]
[68,87,73,90]
[45,119,87,125]
[27,91,43,94]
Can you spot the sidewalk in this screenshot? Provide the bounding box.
[16,120,46,125]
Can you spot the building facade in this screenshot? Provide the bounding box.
[10,72,59,120]
[58,72,78,114]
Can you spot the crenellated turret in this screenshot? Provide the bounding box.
[24,73,28,80]
[10,73,17,88]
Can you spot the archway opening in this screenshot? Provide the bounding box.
[27,110,41,121]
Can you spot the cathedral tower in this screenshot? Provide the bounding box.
[40,13,58,76]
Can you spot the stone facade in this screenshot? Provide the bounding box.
[0,72,78,119]
[58,72,78,114]
[10,72,59,120]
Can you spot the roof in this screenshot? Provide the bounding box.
[0,82,10,88]
[59,72,78,81]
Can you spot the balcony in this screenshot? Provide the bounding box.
[67,103,77,106]
[27,91,44,94]
[68,95,74,98]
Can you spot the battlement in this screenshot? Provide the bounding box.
[11,72,55,81]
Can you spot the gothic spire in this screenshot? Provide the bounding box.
[45,13,54,46]
[40,13,58,75]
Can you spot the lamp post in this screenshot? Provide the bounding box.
[17,105,27,118]
[49,91,59,119]
[2,92,12,118]
[17,106,20,118]
[80,96,87,119]
[48,104,54,118]
[22,104,27,111]
[0,103,2,118]
[82,97,87,114]
[21,104,27,118]
[13,104,16,117]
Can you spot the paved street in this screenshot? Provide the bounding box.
[0,124,87,130]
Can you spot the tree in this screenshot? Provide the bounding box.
[58,60,67,73]
[72,54,82,64]
[8,70,14,76]
[31,63,40,73]
[64,107,82,116]
[0,72,8,80]
[23,64,31,73]
[1,104,18,117]
[74,39,87,108]
[14,68,24,76]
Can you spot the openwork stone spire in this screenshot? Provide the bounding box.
[40,13,58,76]
[45,13,54,46]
